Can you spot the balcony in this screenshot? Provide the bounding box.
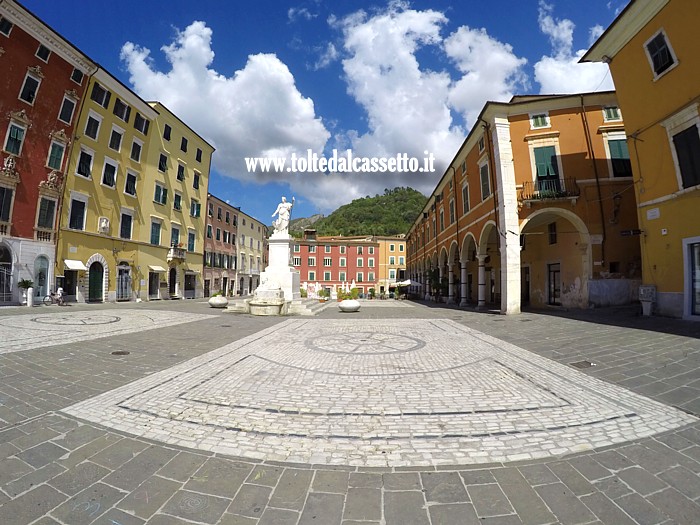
[0,221,9,236]
[34,228,54,242]
[167,245,187,262]
[520,178,580,207]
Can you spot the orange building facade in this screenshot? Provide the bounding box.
[406,91,642,313]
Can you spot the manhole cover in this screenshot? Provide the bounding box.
[111,351,130,356]
[220,325,231,327]
[570,360,595,369]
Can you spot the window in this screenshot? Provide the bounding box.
[113,98,131,122]
[673,125,700,189]
[308,271,316,281]
[108,126,123,152]
[308,257,316,266]
[462,183,470,214]
[461,159,467,175]
[340,246,346,254]
[130,139,143,162]
[225,211,230,224]
[216,228,221,241]
[0,17,13,36]
[339,271,346,281]
[76,148,93,178]
[217,207,222,220]
[608,138,633,178]
[171,225,180,246]
[368,247,374,255]
[389,269,396,279]
[433,219,437,239]
[223,231,230,243]
[399,256,404,265]
[0,187,13,222]
[208,203,214,217]
[480,163,491,200]
[36,44,50,62]
[5,122,26,156]
[19,73,40,104]
[533,146,560,190]
[293,256,301,266]
[356,272,363,283]
[603,106,621,122]
[368,258,374,268]
[124,171,137,196]
[46,141,65,170]
[36,197,56,229]
[548,222,557,244]
[293,244,300,252]
[193,172,200,189]
[323,257,332,266]
[101,160,117,188]
[173,193,182,211]
[58,96,76,124]
[84,113,101,140]
[449,199,455,224]
[120,210,133,239]
[163,124,171,141]
[158,154,168,172]
[309,245,316,253]
[190,199,201,218]
[196,148,203,162]
[154,183,167,205]
[68,194,87,230]
[389,256,395,265]
[530,112,550,129]
[357,258,363,267]
[399,244,404,252]
[90,83,111,109]
[188,230,195,252]
[440,210,444,231]
[339,257,346,267]
[71,68,84,85]
[322,271,330,281]
[368,272,375,281]
[389,244,395,252]
[231,234,236,245]
[357,246,363,255]
[645,30,676,78]
[177,163,185,181]
[206,225,212,238]
[180,137,188,152]
[150,220,161,245]
[133,113,149,135]
[478,136,485,152]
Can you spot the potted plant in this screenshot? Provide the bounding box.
[18,279,33,306]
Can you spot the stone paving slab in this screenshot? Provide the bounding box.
[62,318,695,467]
[1,309,216,354]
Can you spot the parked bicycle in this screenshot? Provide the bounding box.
[43,288,65,306]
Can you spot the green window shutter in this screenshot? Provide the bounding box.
[162,188,168,204]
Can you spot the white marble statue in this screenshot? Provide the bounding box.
[271,196,295,234]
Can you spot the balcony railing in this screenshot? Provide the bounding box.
[34,228,54,242]
[167,246,187,261]
[0,221,10,236]
[520,178,580,205]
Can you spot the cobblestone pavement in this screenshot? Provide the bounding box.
[1,299,700,524]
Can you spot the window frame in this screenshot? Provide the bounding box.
[67,191,89,231]
[108,125,124,153]
[119,208,134,240]
[150,218,162,245]
[0,17,14,36]
[529,112,550,130]
[18,72,41,105]
[112,98,131,123]
[158,153,168,173]
[124,170,138,197]
[100,157,118,189]
[644,28,678,80]
[36,196,57,229]
[133,112,149,135]
[662,104,700,191]
[46,140,65,171]
[603,131,633,179]
[154,182,168,205]
[58,95,77,125]
[84,111,102,141]
[479,160,491,201]
[76,147,94,179]
[130,138,143,163]
[90,82,111,109]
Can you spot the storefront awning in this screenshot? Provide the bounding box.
[64,259,88,271]
[148,265,167,272]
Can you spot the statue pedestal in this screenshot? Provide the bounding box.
[257,233,300,303]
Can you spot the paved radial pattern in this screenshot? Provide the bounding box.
[0,310,216,354]
[62,319,696,467]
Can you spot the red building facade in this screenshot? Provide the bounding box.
[0,1,94,302]
[203,193,239,297]
[292,230,379,296]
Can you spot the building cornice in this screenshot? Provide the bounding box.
[0,0,96,73]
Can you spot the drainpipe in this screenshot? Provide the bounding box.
[580,94,606,267]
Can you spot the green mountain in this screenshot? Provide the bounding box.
[289,214,325,234]
[299,187,426,237]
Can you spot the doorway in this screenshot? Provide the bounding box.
[88,262,104,302]
[521,266,530,306]
[548,263,561,305]
[169,267,177,296]
[148,271,160,299]
[116,263,131,301]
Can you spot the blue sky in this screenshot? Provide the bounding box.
[21,0,625,224]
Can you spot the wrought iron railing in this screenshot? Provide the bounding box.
[520,178,580,202]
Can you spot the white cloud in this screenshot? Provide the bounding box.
[588,24,605,47]
[120,21,330,187]
[288,7,316,22]
[312,42,338,70]
[533,1,614,93]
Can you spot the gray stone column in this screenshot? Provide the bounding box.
[477,255,487,309]
[447,264,455,304]
[460,262,468,307]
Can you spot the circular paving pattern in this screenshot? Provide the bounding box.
[30,314,121,325]
[63,318,697,467]
[307,331,424,354]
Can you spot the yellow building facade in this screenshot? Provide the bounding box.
[376,235,406,294]
[140,102,214,300]
[57,69,158,302]
[583,0,700,318]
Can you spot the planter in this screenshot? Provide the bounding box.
[338,299,361,313]
[208,295,229,308]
